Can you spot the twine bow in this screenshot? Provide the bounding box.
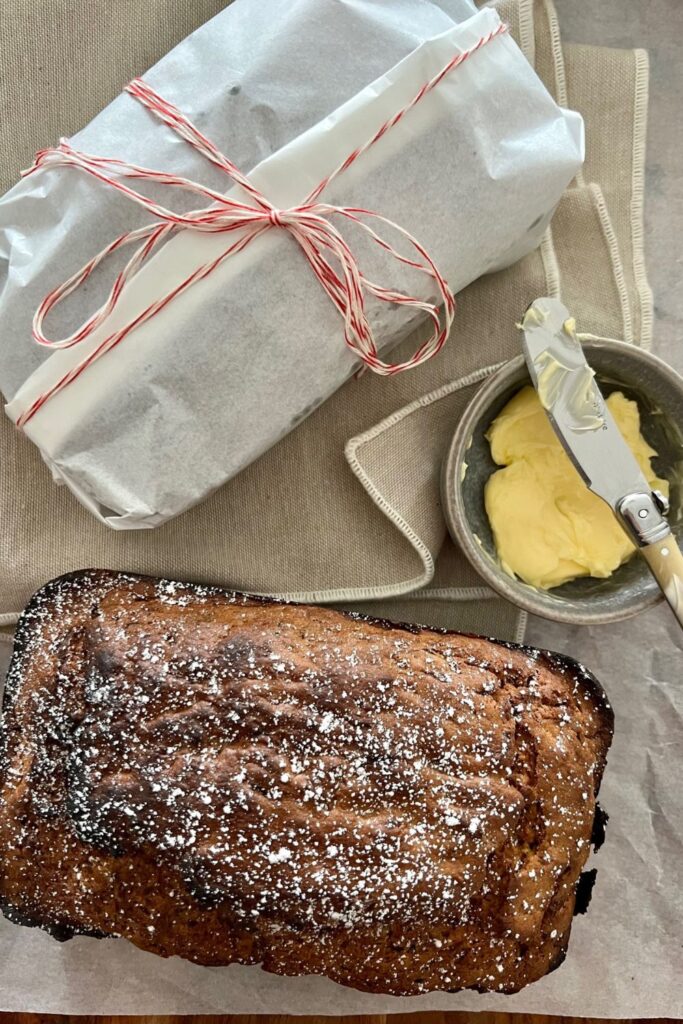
[17,22,507,427]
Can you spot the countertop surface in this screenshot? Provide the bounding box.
[0,0,680,1020]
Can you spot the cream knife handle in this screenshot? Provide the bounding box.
[640,534,683,629]
[617,491,683,631]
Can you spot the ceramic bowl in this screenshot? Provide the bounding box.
[441,338,683,624]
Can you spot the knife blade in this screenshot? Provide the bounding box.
[520,296,683,628]
[521,296,654,511]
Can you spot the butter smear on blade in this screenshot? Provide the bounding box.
[485,386,669,589]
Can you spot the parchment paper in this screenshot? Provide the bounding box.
[0,602,680,1016]
[0,0,582,528]
[0,0,681,1016]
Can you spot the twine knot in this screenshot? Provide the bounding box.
[16,21,508,427]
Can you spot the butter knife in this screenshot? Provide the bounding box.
[521,296,683,629]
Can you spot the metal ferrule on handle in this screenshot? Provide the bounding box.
[618,491,683,629]
[617,490,671,547]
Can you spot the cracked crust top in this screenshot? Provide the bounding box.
[0,570,613,994]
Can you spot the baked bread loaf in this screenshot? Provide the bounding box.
[0,570,613,995]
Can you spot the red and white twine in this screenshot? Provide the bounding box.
[17,22,507,428]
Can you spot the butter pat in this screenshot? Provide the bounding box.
[485,386,669,590]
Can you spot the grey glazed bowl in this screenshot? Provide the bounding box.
[442,338,683,624]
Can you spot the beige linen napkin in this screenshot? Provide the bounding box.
[0,0,650,642]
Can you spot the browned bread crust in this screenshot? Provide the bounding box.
[0,570,613,994]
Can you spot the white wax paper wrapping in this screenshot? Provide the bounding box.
[0,1,582,528]
[0,0,472,399]
[0,603,681,1015]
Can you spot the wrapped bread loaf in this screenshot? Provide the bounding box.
[0,1,583,528]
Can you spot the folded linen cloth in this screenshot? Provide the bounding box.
[0,0,650,645]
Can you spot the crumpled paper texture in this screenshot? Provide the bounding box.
[0,0,581,527]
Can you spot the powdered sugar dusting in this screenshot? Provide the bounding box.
[0,570,613,995]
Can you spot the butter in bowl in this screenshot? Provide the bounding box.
[442,321,683,625]
[485,385,667,591]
